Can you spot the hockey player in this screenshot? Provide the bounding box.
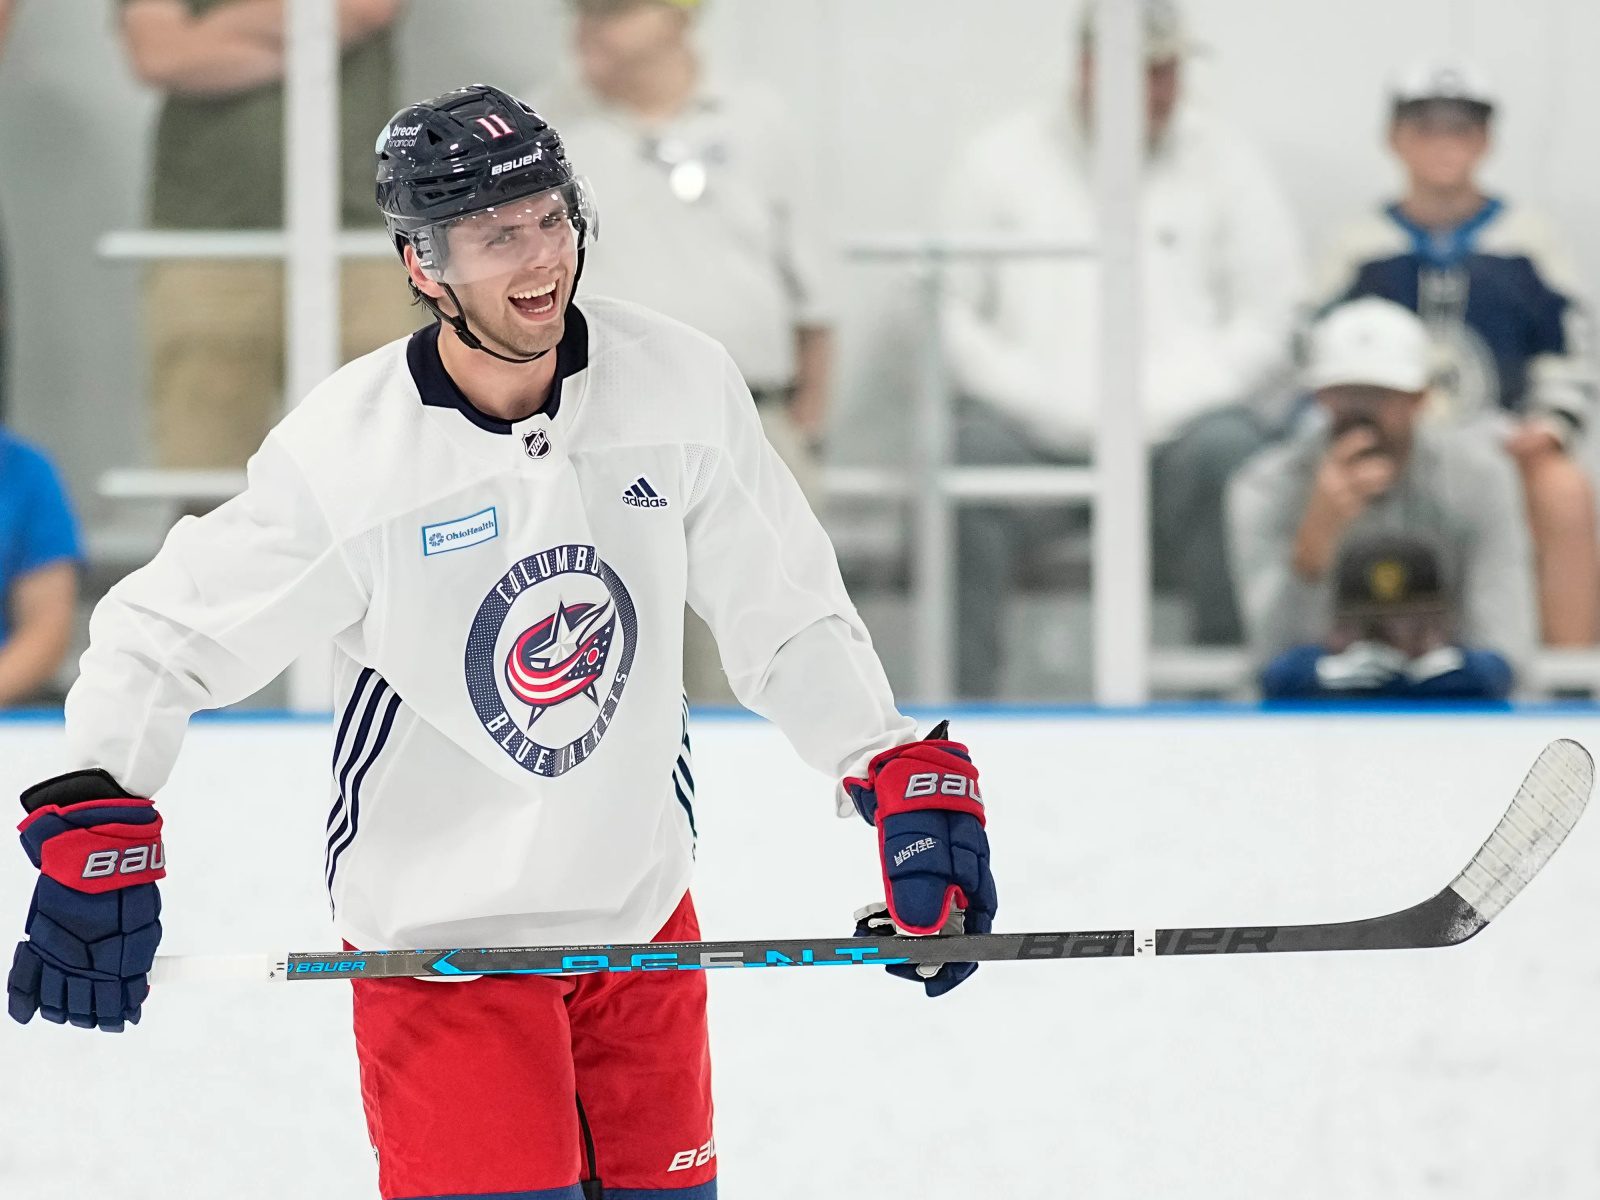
[6,85,997,1200]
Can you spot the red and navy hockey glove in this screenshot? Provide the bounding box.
[7,769,165,1033]
[844,721,996,997]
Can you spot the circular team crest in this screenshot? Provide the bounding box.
[465,543,637,777]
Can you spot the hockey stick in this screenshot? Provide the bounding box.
[149,738,1592,985]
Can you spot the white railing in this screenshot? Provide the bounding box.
[837,0,1148,705]
[841,235,1100,702]
[91,1,344,711]
[96,230,393,262]
[92,0,1151,711]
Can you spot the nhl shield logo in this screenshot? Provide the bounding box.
[464,543,637,777]
[523,428,551,460]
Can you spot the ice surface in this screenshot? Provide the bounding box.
[2,712,1598,1199]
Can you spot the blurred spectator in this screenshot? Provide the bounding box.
[0,0,13,425]
[1229,298,1535,685]
[556,0,833,465]
[942,0,1305,694]
[0,426,80,705]
[550,0,834,702]
[1259,530,1512,701]
[3,0,73,696]
[1315,59,1599,645]
[117,0,415,469]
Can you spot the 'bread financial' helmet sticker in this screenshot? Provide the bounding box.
[465,544,636,776]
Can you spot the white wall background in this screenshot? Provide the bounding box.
[3,1,1600,509]
[0,711,1598,1197]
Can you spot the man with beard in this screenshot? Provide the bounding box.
[1228,297,1536,683]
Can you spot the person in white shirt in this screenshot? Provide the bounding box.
[5,87,997,1200]
[551,0,836,703]
[942,0,1305,692]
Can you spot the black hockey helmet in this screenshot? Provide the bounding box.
[375,85,597,362]
[376,84,596,272]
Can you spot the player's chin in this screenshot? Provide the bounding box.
[491,313,562,359]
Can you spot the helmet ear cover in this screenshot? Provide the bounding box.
[406,226,445,280]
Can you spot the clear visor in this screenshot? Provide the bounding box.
[415,178,598,285]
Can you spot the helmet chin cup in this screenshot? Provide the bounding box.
[425,282,550,366]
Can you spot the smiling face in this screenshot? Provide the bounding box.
[407,187,581,359]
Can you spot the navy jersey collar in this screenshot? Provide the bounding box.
[1384,196,1505,270]
[407,305,590,434]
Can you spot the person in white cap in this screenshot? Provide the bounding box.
[941,0,1306,694]
[1313,58,1599,646]
[1228,298,1536,679]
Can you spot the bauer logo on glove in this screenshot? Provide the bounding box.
[903,771,982,802]
[7,768,165,1033]
[844,720,998,997]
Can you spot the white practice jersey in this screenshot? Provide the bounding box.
[64,297,914,951]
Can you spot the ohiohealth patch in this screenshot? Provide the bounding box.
[464,544,637,777]
[423,507,499,556]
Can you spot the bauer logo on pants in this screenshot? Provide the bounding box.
[464,544,637,777]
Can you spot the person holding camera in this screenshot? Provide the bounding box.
[1228,297,1536,686]
[1315,59,1599,646]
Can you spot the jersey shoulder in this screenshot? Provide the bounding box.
[576,295,745,444]
[1314,207,1413,301]
[264,333,479,537]
[1475,202,1583,290]
[582,293,731,367]
[270,333,419,462]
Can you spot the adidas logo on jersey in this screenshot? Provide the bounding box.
[623,477,669,508]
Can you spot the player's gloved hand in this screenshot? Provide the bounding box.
[7,769,165,1033]
[844,721,995,997]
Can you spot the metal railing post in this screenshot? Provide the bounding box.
[845,236,1101,706]
[285,0,339,713]
[1091,0,1149,706]
[911,254,954,703]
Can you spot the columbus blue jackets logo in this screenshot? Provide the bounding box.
[465,544,637,777]
[505,598,616,713]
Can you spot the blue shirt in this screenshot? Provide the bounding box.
[0,430,81,644]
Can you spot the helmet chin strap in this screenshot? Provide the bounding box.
[424,282,550,364]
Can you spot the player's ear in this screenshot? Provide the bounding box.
[403,243,446,301]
